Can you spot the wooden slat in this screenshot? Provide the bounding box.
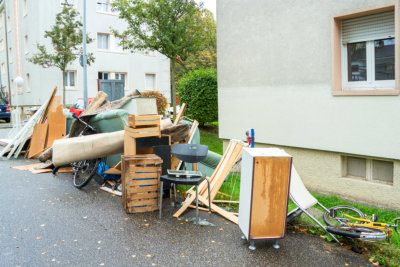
[128,192,158,200]
[12,163,43,170]
[198,195,238,224]
[129,185,158,193]
[134,114,159,120]
[132,126,160,134]
[58,167,74,173]
[127,172,158,179]
[46,105,66,148]
[127,205,158,213]
[128,199,158,207]
[103,168,121,175]
[129,166,159,173]
[128,179,158,186]
[124,133,136,156]
[38,87,57,124]
[30,168,52,174]
[81,91,108,116]
[174,103,186,125]
[28,123,48,158]
[212,200,239,204]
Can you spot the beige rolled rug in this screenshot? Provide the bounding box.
[53,130,124,167]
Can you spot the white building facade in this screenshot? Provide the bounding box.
[0,0,171,106]
[217,0,400,209]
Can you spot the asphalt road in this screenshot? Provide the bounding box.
[0,133,372,267]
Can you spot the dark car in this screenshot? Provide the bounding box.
[0,99,10,123]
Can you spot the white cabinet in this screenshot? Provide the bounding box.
[238,148,292,249]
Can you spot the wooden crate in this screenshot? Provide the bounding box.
[121,154,163,213]
[129,114,160,129]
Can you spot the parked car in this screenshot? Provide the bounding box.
[0,99,10,123]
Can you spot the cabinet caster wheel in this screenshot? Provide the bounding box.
[241,235,246,240]
[249,241,256,250]
[273,240,280,249]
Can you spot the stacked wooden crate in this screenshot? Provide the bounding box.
[124,114,161,155]
[121,154,163,213]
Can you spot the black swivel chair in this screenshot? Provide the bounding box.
[159,144,211,224]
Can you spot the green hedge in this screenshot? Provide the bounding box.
[177,68,218,125]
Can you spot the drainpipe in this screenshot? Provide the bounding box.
[0,0,12,105]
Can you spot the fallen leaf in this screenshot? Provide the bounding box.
[152,264,156,266]
[180,223,184,225]
[181,254,185,258]
[98,247,101,250]
[219,228,224,231]
[52,259,56,262]
[325,251,330,254]
[83,216,87,219]
[146,254,152,258]
[211,240,215,243]
[131,254,136,258]
[120,228,124,231]
[144,224,149,227]
[36,237,41,240]
[42,252,46,255]
[61,240,65,243]
[74,240,78,242]
[124,218,129,221]
[225,222,229,225]
[345,264,349,266]
[54,244,57,247]
[40,224,45,227]
[99,263,104,266]
[98,241,101,244]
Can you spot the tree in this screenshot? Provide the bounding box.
[175,9,216,81]
[112,0,209,116]
[29,6,94,105]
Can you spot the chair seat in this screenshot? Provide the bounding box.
[160,174,206,186]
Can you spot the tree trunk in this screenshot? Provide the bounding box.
[170,59,176,119]
[62,71,66,106]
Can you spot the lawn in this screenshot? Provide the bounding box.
[199,127,400,266]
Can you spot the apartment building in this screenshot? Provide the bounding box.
[0,0,170,106]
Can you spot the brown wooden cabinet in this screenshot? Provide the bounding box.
[238,148,292,250]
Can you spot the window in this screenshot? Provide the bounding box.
[97,0,110,12]
[98,72,109,80]
[342,156,393,184]
[64,71,76,88]
[24,35,29,54]
[23,0,27,16]
[341,12,395,90]
[115,72,127,90]
[113,36,123,51]
[332,4,398,95]
[1,63,5,75]
[26,73,31,92]
[145,74,156,90]
[7,16,10,32]
[0,39,3,51]
[97,33,109,50]
[9,47,12,63]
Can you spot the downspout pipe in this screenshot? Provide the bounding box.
[0,0,12,105]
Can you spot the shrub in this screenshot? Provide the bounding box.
[141,90,168,115]
[177,68,218,125]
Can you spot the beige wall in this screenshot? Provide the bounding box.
[224,140,400,209]
[217,0,400,160]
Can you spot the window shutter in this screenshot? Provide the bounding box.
[341,11,394,44]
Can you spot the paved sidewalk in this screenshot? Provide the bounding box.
[0,130,372,266]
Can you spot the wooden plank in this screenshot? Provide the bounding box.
[100,186,122,196]
[127,173,158,179]
[128,179,158,186]
[127,205,158,213]
[128,192,158,200]
[28,123,48,158]
[128,199,158,207]
[30,168,52,174]
[174,103,186,125]
[103,168,121,175]
[114,161,121,170]
[129,166,160,173]
[129,185,158,193]
[124,133,136,156]
[188,205,212,212]
[12,163,43,170]
[46,105,66,148]
[38,87,58,124]
[81,91,108,116]
[58,167,74,173]
[48,96,61,113]
[212,200,239,204]
[250,157,291,237]
[198,195,238,224]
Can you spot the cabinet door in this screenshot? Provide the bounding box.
[250,157,291,238]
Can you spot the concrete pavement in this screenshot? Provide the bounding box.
[0,131,372,266]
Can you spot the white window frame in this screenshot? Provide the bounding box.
[341,39,395,91]
[98,71,110,80]
[9,47,12,63]
[115,72,127,90]
[0,39,4,51]
[25,73,31,92]
[64,70,77,89]
[1,63,5,75]
[97,0,110,13]
[97,33,110,50]
[145,73,157,91]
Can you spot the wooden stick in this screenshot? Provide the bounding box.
[217,191,232,198]
[173,103,186,125]
[198,195,238,224]
[188,205,211,212]
[212,200,239,204]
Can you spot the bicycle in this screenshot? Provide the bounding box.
[69,114,101,189]
[323,205,400,242]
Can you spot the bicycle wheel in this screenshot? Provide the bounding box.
[323,205,365,227]
[73,158,101,189]
[326,226,387,241]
